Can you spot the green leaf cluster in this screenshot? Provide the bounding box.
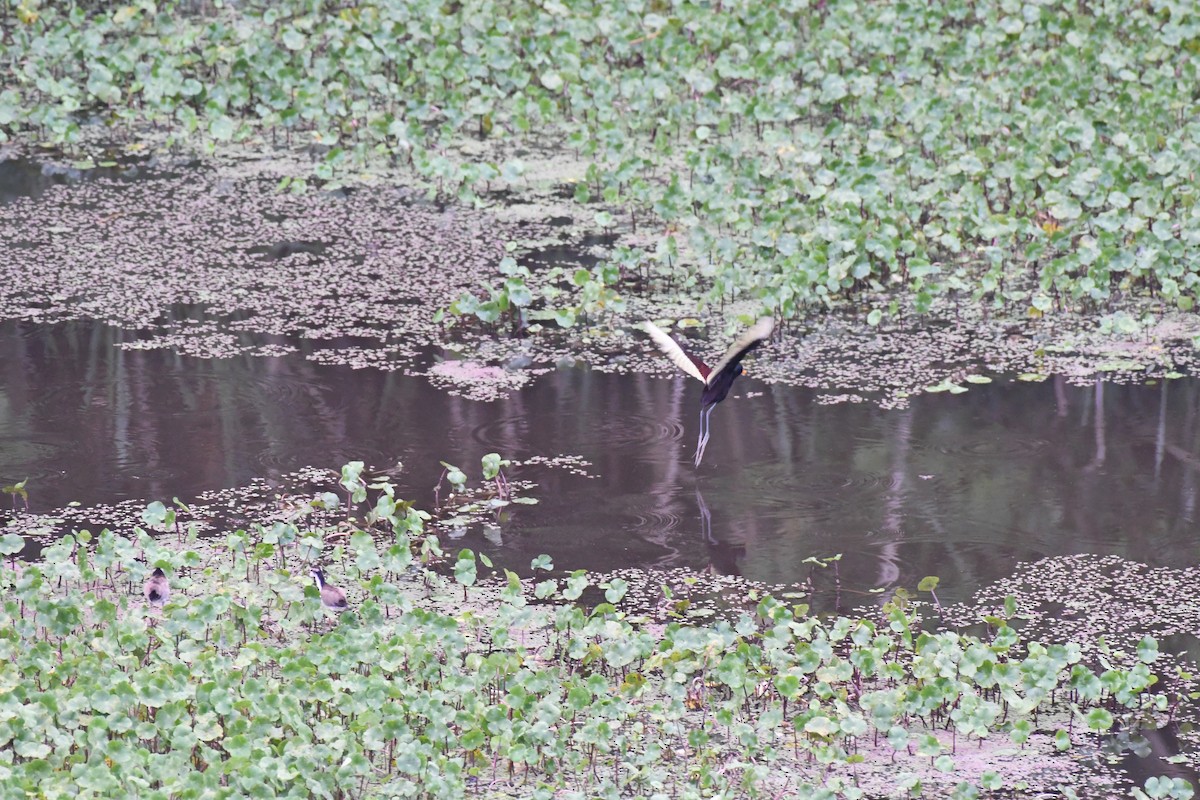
[0,461,1186,797]
[4,0,1198,321]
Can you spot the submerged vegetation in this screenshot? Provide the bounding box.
[2,0,1199,325]
[0,465,1193,798]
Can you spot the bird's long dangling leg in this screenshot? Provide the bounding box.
[644,317,774,469]
[694,405,715,467]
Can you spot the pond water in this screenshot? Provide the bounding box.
[3,317,1198,609]
[0,154,157,204]
[2,157,1198,786]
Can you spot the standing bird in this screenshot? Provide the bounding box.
[143,567,170,608]
[643,317,775,466]
[311,568,349,612]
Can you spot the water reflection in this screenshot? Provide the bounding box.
[694,486,746,578]
[1112,718,1200,788]
[0,157,152,205]
[2,319,1200,604]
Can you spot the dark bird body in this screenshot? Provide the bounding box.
[311,568,348,611]
[643,317,774,466]
[143,567,169,608]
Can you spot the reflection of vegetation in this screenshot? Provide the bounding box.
[3,0,1197,323]
[2,477,28,510]
[432,452,537,529]
[0,474,1189,797]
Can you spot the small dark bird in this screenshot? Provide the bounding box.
[644,317,774,466]
[143,567,170,608]
[311,568,349,611]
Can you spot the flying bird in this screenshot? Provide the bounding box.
[643,317,774,466]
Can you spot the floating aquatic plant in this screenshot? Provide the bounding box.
[0,463,1193,798]
[3,0,1198,334]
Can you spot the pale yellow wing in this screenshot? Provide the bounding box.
[643,321,709,383]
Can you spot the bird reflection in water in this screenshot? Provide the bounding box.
[694,486,745,576]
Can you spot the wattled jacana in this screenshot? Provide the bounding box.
[643,317,774,466]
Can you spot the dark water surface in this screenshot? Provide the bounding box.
[3,319,1199,607]
[0,155,159,205]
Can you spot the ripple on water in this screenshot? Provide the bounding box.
[573,412,686,453]
[623,503,686,537]
[251,446,391,473]
[930,431,1050,458]
[861,516,1049,553]
[0,437,66,487]
[229,372,337,410]
[470,414,552,458]
[473,411,685,458]
[742,462,887,523]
